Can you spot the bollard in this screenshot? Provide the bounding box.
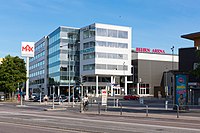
[98,102,100,115]
[165,101,168,110]
[116,99,119,107]
[176,105,179,118]
[120,103,122,115]
[80,102,82,113]
[146,105,148,117]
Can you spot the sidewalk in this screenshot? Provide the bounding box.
[19,101,200,121]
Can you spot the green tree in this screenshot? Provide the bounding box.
[0,55,26,100]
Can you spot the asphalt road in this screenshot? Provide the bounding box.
[0,102,200,133]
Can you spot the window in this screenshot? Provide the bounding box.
[83,64,95,71]
[96,28,107,36]
[118,31,128,38]
[83,30,89,39]
[108,29,117,37]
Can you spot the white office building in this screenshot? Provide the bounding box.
[80,23,132,97]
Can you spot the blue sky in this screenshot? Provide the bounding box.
[0,0,199,57]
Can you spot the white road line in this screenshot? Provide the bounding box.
[0,111,200,132]
[0,121,85,133]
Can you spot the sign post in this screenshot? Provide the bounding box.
[101,89,107,106]
[21,42,35,101]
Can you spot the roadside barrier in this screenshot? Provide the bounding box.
[146,105,148,117]
[120,103,122,115]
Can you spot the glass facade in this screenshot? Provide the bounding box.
[48,27,80,86]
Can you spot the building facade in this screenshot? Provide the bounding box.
[29,23,132,97]
[180,32,200,105]
[129,48,179,97]
[80,23,132,97]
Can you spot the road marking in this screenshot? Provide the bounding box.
[0,111,200,132]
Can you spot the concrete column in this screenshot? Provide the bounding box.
[96,75,98,97]
[50,86,51,95]
[58,86,60,96]
[125,76,127,95]
[111,76,113,96]
[86,86,88,94]
[137,83,139,95]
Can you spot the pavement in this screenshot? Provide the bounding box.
[13,100,199,122]
[2,97,200,122]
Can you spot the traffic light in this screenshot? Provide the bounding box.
[82,76,87,83]
[76,77,81,85]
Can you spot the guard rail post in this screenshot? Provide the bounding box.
[146,105,148,117]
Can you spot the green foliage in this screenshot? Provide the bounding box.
[0,55,26,93]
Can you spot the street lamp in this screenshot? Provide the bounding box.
[171,46,174,70]
[52,85,55,109]
[123,62,125,95]
[165,67,168,97]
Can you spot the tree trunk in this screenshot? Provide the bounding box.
[9,92,12,101]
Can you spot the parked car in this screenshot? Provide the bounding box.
[123,95,140,100]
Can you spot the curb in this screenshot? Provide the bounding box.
[44,108,67,111]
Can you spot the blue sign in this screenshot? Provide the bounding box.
[80,47,95,54]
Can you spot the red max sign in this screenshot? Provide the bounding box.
[22,44,33,52]
[136,47,165,54]
[21,42,35,57]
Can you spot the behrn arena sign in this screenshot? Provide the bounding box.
[136,47,165,54]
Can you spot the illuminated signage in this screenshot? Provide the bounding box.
[136,47,165,54]
[21,42,35,57]
[80,47,95,54]
[175,75,187,106]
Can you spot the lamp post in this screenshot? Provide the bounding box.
[165,67,168,97]
[52,85,55,109]
[123,62,125,95]
[171,46,174,70]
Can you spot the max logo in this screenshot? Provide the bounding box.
[22,45,33,52]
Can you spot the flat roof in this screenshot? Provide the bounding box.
[181,32,200,40]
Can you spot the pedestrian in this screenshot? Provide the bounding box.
[83,95,89,111]
[44,95,48,105]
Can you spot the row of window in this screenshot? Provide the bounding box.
[49,43,60,55]
[35,42,45,52]
[83,64,95,71]
[96,41,128,48]
[30,60,45,70]
[83,29,95,39]
[83,52,95,60]
[49,65,60,74]
[49,54,60,65]
[29,78,44,85]
[83,64,128,71]
[83,41,95,49]
[96,28,128,39]
[30,69,45,78]
[49,33,60,45]
[83,52,128,60]
[30,51,45,62]
[96,52,128,60]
